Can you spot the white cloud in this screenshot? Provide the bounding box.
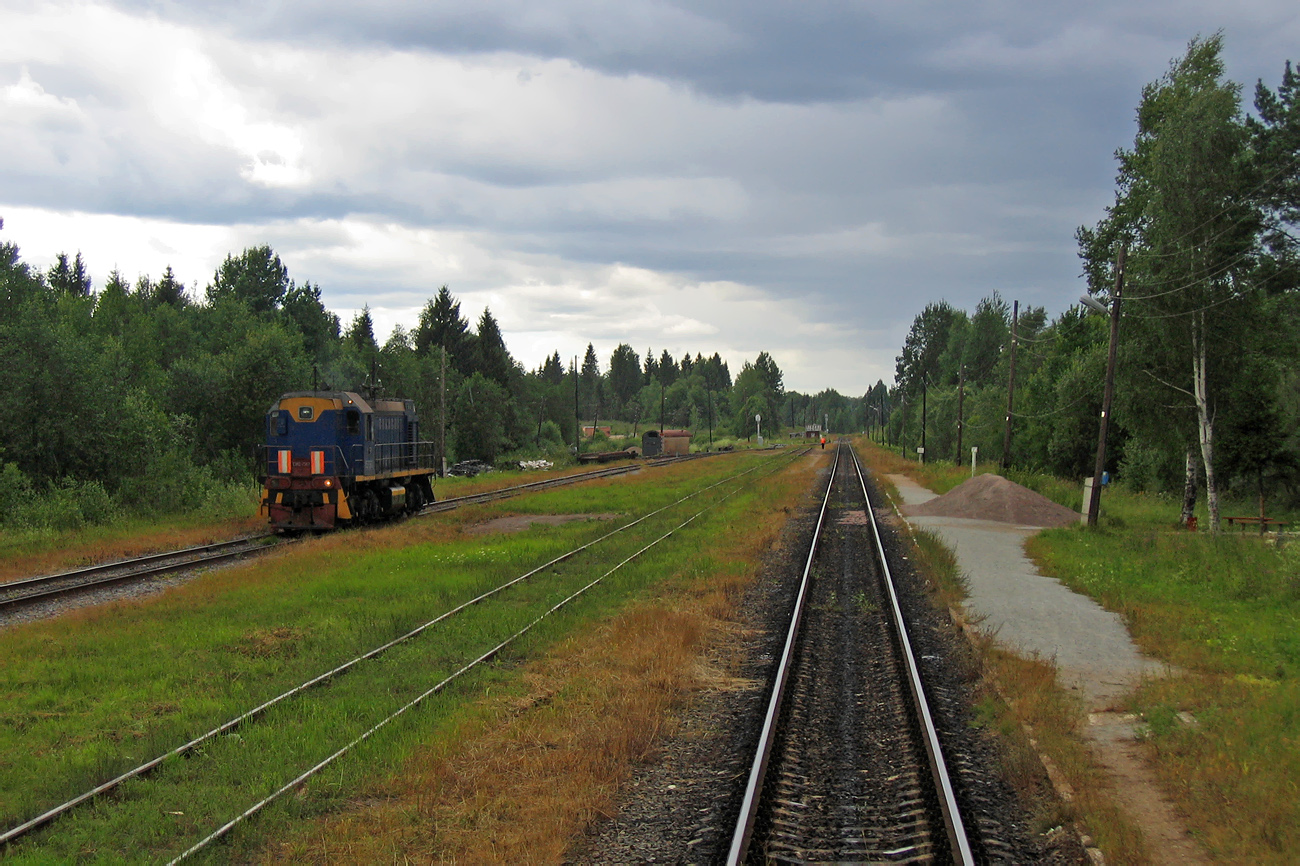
[0,204,894,390]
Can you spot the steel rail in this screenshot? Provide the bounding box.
[168,447,797,863]
[420,462,644,514]
[1,458,672,610]
[0,537,274,594]
[0,539,280,612]
[725,444,840,864]
[1,448,806,849]
[726,441,975,865]
[849,444,975,865]
[419,450,730,515]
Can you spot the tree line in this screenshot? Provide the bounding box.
[2,231,867,527]
[886,36,1300,529]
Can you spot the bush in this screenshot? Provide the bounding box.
[538,420,564,447]
[6,477,120,532]
[200,480,260,520]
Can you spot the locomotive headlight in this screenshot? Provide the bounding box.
[324,478,332,487]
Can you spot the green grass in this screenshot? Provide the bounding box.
[0,450,798,862]
[1024,503,1300,861]
[857,434,1300,862]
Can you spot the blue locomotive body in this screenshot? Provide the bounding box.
[260,391,436,530]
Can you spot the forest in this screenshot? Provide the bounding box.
[0,234,865,531]
[887,37,1300,528]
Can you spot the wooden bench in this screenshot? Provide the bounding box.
[1224,515,1289,534]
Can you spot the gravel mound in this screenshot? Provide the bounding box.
[904,473,1079,527]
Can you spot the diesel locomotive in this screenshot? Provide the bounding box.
[260,391,437,531]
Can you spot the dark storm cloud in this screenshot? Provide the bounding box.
[115,1,1201,100]
[7,0,1300,392]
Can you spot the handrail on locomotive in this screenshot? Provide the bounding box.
[258,440,438,479]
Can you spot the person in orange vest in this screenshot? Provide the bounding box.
[820,435,826,449]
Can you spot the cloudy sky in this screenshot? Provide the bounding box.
[3,2,1298,394]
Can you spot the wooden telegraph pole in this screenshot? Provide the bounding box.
[1087,246,1125,527]
[920,377,927,464]
[439,346,447,477]
[899,394,906,458]
[955,365,965,466]
[1001,300,1019,470]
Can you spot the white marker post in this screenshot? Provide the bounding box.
[755,413,763,447]
[970,446,978,478]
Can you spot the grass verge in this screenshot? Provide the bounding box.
[861,434,1300,863]
[1028,526,1300,863]
[0,450,818,862]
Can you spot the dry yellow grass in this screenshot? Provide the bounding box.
[0,515,266,582]
[977,643,1151,862]
[260,451,825,863]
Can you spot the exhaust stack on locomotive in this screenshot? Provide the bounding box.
[260,391,437,531]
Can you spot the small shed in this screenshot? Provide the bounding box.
[804,424,823,439]
[642,428,692,457]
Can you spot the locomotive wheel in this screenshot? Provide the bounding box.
[407,484,424,513]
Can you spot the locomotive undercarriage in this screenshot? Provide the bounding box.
[264,474,434,532]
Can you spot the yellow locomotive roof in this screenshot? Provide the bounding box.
[270,391,412,416]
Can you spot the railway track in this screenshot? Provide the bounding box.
[1,448,810,856]
[420,460,646,513]
[0,456,718,616]
[727,441,974,864]
[422,451,728,514]
[0,536,279,613]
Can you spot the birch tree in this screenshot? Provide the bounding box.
[1079,34,1260,530]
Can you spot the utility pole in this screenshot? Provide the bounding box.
[1087,246,1125,527]
[899,393,906,458]
[920,378,927,465]
[573,356,579,453]
[955,365,965,467]
[659,381,665,433]
[707,387,714,450]
[439,346,447,477]
[1002,299,1019,470]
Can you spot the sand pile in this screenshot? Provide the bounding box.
[904,474,1079,528]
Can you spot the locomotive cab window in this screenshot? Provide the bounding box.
[346,409,361,435]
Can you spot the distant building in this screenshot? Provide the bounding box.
[804,424,823,439]
[642,428,692,457]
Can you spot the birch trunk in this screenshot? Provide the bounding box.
[1181,445,1198,526]
[1191,311,1220,531]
